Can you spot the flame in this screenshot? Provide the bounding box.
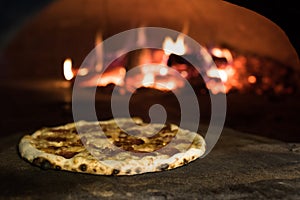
[206,65,236,93]
[211,47,233,63]
[63,58,74,80]
[205,47,239,94]
[162,34,186,56]
[124,64,184,92]
[207,68,228,82]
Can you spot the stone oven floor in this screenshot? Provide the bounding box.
[0,126,299,200]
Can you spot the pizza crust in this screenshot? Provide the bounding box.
[18,118,206,175]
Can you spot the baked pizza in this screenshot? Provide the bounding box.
[18,118,205,176]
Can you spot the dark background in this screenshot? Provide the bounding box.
[224,0,300,57]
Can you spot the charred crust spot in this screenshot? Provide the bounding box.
[160,163,169,171]
[33,157,53,170]
[106,135,112,138]
[50,129,75,134]
[55,165,61,170]
[131,138,145,145]
[93,168,97,172]
[153,140,163,145]
[44,136,67,142]
[119,132,127,138]
[112,169,120,175]
[161,124,172,132]
[123,146,134,152]
[59,151,79,159]
[80,136,87,144]
[183,159,188,165]
[126,169,131,174]
[79,164,87,171]
[113,141,122,147]
[135,167,141,174]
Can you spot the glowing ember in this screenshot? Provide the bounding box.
[248,75,257,84]
[63,58,74,80]
[98,67,126,86]
[79,66,126,87]
[77,68,89,76]
[180,71,188,78]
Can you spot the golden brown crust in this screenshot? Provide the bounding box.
[18,118,205,175]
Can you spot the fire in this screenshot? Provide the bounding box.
[79,66,126,88]
[97,67,126,86]
[65,26,278,95]
[207,68,228,82]
[210,47,233,63]
[162,34,187,56]
[63,58,74,80]
[206,47,237,94]
[248,75,257,84]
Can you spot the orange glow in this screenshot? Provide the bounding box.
[63,58,74,80]
[159,67,168,76]
[166,81,175,90]
[211,48,223,58]
[79,66,126,87]
[207,68,228,82]
[124,64,185,92]
[248,75,257,84]
[77,68,89,76]
[206,64,237,94]
[211,47,233,63]
[180,71,188,78]
[162,34,186,56]
[97,67,126,86]
[95,31,103,72]
[142,73,155,87]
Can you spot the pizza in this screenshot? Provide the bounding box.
[18,117,206,176]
